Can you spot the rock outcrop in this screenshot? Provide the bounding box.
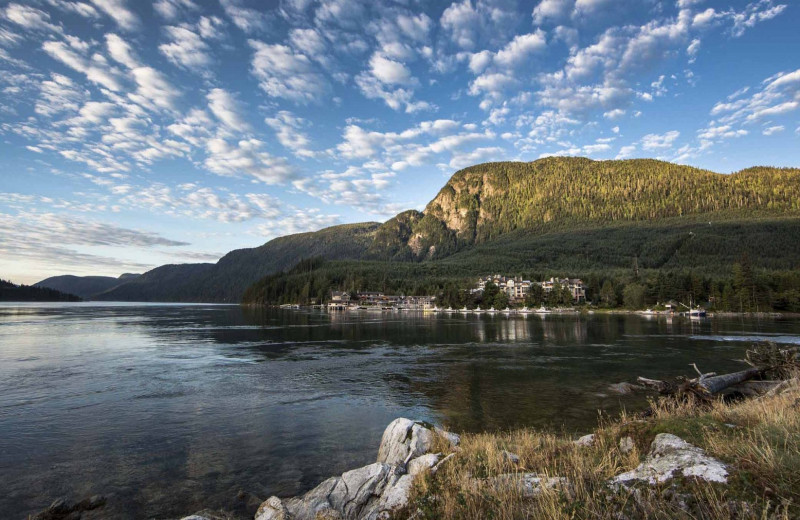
[611,433,728,485]
[256,419,459,520]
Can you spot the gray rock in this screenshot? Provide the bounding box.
[362,474,414,520]
[611,433,728,485]
[434,427,461,449]
[482,473,573,498]
[407,453,440,476]
[619,437,635,454]
[377,419,434,466]
[574,434,595,447]
[254,496,291,520]
[257,418,459,520]
[501,450,521,465]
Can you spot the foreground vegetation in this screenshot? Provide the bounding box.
[401,378,800,519]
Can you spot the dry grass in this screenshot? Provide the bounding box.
[402,380,800,520]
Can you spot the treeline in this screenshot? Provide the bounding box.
[0,279,81,302]
[241,256,800,313]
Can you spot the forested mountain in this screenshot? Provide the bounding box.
[90,222,380,302]
[378,157,800,260]
[39,157,800,303]
[1,279,81,302]
[35,274,140,299]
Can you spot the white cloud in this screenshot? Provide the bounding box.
[265,111,316,158]
[89,0,139,31]
[369,53,414,85]
[207,88,248,131]
[204,138,296,184]
[249,40,328,104]
[731,0,787,37]
[42,39,125,92]
[641,130,680,150]
[493,30,547,68]
[220,0,270,33]
[448,146,504,169]
[153,0,198,20]
[45,0,100,19]
[106,33,139,68]
[616,144,636,159]
[762,125,784,136]
[440,0,516,50]
[3,3,61,32]
[532,0,573,25]
[159,26,212,71]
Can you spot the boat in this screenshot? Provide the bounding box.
[518,307,532,314]
[486,307,498,314]
[501,307,513,314]
[474,306,483,314]
[533,306,550,314]
[687,308,707,319]
[460,306,470,314]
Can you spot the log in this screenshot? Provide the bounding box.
[636,367,762,398]
[696,367,761,395]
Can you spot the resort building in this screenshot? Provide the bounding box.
[474,275,587,303]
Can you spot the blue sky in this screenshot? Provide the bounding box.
[0,0,798,284]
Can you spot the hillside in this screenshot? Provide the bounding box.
[0,279,81,302]
[35,274,140,299]
[379,158,800,260]
[90,222,380,302]
[39,157,800,303]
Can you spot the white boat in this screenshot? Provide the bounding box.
[518,307,532,314]
[486,307,497,314]
[501,307,513,314]
[474,306,483,314]
[460,306,470,314]
[533,306,550,314]
[687,308,707,319]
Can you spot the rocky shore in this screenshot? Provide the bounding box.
[176,414,740,520]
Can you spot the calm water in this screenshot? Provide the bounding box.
[2,303,799,519]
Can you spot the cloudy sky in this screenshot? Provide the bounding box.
[0,0,797,284]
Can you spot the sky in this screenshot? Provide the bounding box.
[0,0,798,284]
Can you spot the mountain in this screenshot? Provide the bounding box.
[1,279,81,302]
[39,157,800,303]
[35,274,140,299]
[371,157,800,260]
[90,222,380,302]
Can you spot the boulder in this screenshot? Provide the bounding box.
[257,419,459,520]
[377,419,435,466]
[611,433,728,485]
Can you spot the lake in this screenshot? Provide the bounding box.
[1,303,799,519]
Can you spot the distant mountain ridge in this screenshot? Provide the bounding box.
[35,274,140,299]
[36,157,800,302]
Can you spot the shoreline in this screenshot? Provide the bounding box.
[167,375,800,520]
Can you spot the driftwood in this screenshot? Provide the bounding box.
[637,367,762,399]
[632,342,799,400]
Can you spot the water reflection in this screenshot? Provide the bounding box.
[1,304,799,519]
